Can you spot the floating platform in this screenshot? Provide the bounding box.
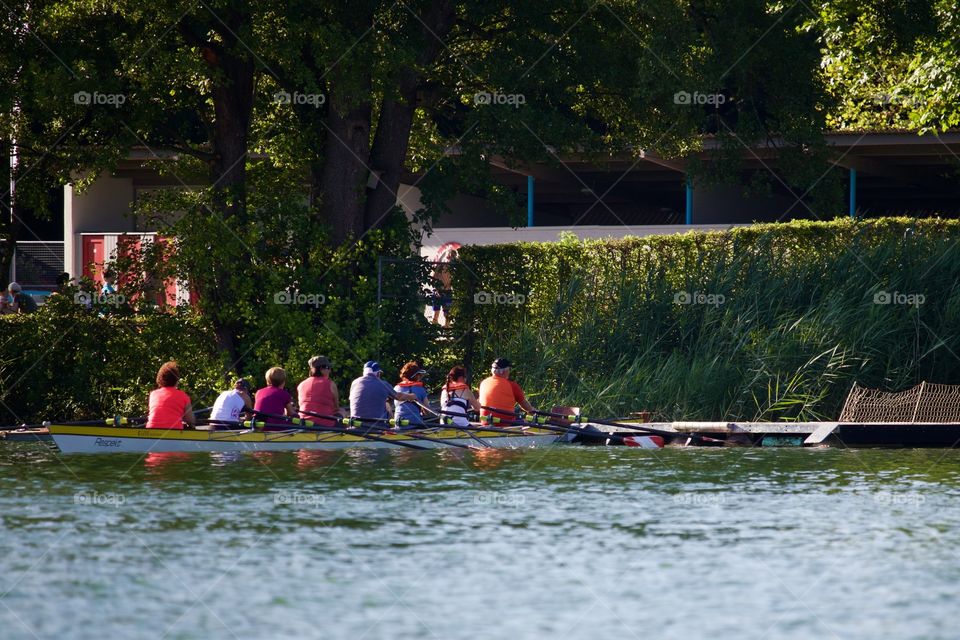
[0,428,52,442]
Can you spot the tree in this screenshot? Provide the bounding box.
[810,0,960,132]
[7,0,837,363]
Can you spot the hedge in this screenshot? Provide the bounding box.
[449,217,960,421]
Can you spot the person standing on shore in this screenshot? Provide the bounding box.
[6,283,37,314]
[297,356,340,426]
[478,358,536,423]
[146,361,195,429]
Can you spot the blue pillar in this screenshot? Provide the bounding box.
[685,178,693,225]
[527,175,535,226]
[848,168,857,218]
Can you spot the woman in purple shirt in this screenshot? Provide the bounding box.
[254,367,297,429]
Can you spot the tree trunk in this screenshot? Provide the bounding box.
[364,0,455,233]
[179,10,257,364]
[318,95,372,246]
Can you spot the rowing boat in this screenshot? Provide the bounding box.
[46,422,664,454]
[47,423,561,454]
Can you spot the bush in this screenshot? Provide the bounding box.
[0,294,227,424]
[450,217,960,421]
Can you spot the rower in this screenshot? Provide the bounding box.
[145,361,195,429]
[393,362,430,427]
[209,378,253,427]
[349,361,417,422]
[440,366,481,427]
[254,367,297,429]
[478,357,536,424]
[297,355,341,426]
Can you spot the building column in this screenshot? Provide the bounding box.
[63,183,74,277]
[685,177,693,225]
[527,175,535,227]
[849,168,857,218]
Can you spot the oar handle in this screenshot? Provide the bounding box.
[480,405,557,425]
[270,409,410,428]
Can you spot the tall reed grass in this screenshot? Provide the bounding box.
[450,218,960,421]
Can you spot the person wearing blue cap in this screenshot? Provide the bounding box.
[349,361,418,421]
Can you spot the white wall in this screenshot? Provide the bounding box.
[420,224,741,258]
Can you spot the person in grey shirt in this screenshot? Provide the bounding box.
[349,361,418,421]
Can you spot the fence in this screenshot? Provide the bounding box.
[10,241,64,290]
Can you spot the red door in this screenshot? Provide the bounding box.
[81,236,105,284]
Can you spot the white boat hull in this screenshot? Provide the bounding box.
[48,425,563,454]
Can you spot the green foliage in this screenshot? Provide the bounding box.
[129,176,439,388]
[811,0,960,132]
[0,293,227,424]
[451,217,960,421]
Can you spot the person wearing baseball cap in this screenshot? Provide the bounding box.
[209,377,254,426]
[297,355,340,425]
[349,361,418,421]
[478,357,536,423]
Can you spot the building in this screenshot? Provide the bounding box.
[9,130,960,292]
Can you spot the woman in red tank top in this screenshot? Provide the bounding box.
[146,361,194,429]
[297,355,341,425]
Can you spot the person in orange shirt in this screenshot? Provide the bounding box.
[478,358,536,423]
[145,361,195,429]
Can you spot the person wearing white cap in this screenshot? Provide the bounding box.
[6,282,37,314]
[349,361,417,421]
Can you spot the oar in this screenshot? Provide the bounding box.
[528,408,725,445]
[0,416,135,431]
[478,413,649,446]
[413,401,492,448]
[294,409,482,451]
[246,412,430,451]
[481,405,720,445]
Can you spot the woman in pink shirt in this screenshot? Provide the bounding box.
[146,361,195,429]
[254,367,297,429]
[297,355,341,426]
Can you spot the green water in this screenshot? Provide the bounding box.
[2,443,959,639]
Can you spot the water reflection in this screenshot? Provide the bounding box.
[295,449,339,470]
[143,452,193,478]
